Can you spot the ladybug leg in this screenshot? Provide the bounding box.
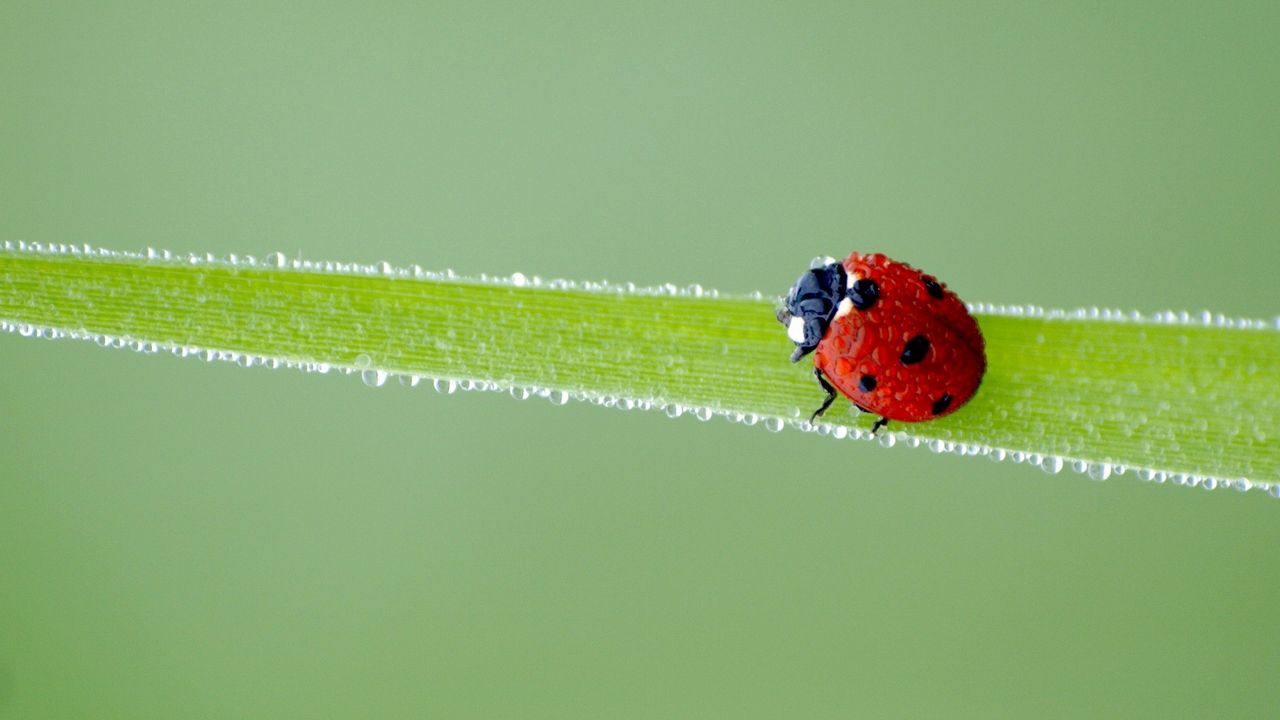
[810,367,838,422]
[870,416,889,435]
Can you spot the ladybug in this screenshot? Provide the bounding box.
[778,252,985,433]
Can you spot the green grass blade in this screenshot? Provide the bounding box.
[2,243,1277,497]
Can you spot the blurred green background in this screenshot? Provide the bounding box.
[2,2,1278,717]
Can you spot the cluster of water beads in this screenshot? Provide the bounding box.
[0,241,735,301]
[965,300,1280,331]
[8,241,1280,330]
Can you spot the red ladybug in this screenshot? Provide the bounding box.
[778,252,985,433]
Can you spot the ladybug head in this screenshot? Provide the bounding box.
[778,258,847,363]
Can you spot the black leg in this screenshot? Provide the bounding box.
[810,367,839,422]
[870,416,889,435]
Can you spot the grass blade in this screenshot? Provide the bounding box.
[2,243,1277,497]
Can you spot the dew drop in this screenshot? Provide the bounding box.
[398,374,421,387]
[831,425,849,440]
[1040,456,1064,475]
[763,417,784,433]
[550,390,570,406]
[664,404,685,418]
[1087,463,1112,481]
[693,407,713,422]
[361,369,388,387]
[510,272,528,287]
[433,378,458,394]
[878,432,897,448]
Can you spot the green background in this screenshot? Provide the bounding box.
[2,2,1278,717]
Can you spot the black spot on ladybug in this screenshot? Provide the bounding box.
[858,374,877,392]
[922,276,944,300]
[900,335,930,365]
[932,393,953,415]
[848,278,880,310]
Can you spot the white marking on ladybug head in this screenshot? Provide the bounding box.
[787,316,806,344]
[846,272,859,289]
[834,297,853,319]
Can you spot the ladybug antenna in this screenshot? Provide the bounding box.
[780,260,847,362]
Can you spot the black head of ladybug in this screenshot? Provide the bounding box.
[777,259,847,363]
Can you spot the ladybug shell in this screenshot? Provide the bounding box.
[813,252,985,423]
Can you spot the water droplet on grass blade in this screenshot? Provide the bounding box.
[361,369,388,387]
[1040,456,1064,474]
[1087,463,1112,481]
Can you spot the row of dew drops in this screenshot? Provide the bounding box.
[2,241,735,300]
[7,241,1280,329]
[1,314,1273,499]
